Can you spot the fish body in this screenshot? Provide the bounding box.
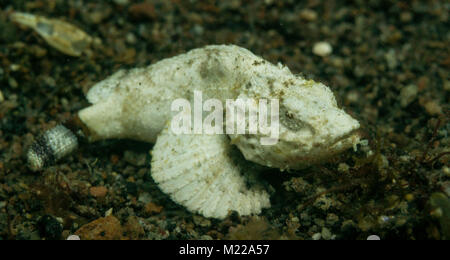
[29,45,361,218]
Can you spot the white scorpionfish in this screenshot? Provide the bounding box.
[28,45,361,219]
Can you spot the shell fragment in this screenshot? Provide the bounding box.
[11,12,93,57]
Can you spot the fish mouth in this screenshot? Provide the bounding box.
[328,129,361,151]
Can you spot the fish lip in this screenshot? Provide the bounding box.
[328,128,361,148]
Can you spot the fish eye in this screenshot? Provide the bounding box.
[279,105,315,134]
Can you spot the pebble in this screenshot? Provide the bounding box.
[0,90,4,103]
[321,227,333,240]
[105,208,113,217]
[123,216,145,239]
[400,84,418,107]
[423,100,443,115]
[125,33,137,45]
[326,213,339,226]
[89,186,108,198]
[123,150,147,166]
[10,64,20,71]
[66,235,81,240]
[377,154,389,169]
[74,216,123,240]
[400,12,413,23]
[312,232,322,240]
[113,0,129,5]
[8,77,18,88]
[193,215,211,228]
[405,194,414,202]
[313,42,332,57]
[192,24,204,36]
[129,2,157,20]
[442,181,450,197]
[385,49,398,69]
[299,9,318,22]
[346,91,360,104]
[144,202,163,215]
[444,80,450,92]
[338,163,350,173]
[443,166,450,176]
[138,192,152,204]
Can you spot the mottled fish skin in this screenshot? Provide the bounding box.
[79,45,360,170]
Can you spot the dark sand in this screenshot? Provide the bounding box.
[0,0,448,240]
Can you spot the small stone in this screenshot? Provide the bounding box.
[89,186,108,198]
[124,150,147,166]
[313,42,332,57]
[30,45,47,57]
[10,64,20,71]
[321,227,333,240]
[385,49,398,70]
[443,166,450,176]
[8,77,18,88]
[66,235,81,240]
[192,24,204,36]
[377,154,389,169]
[444,80,450,92]
[138,192,152,204]
[0,90,4,103]
[125,33,137,45]
[123,216,145,240]
[442,181,450,197]
[400,12,413,23]
[193,215,211,228]
[200,235,213,240]
[326,213,339,226]
[338,163,350,173]
[113,0,129,5]
[346,91,359,104]
[87,10,110,24]
[105,208,113,217]
[74,216,123,240]
[144,202,163,215]
[312,232,321,240]
[129,3,156,20]
[405,194,414,202]
[423,100,443,115]
[299,9,318,22]
[367,235,381,240]
[400,84,418,107]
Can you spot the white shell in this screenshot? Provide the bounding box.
[11,12,93,57]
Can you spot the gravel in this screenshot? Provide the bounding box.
[0,0,448,240]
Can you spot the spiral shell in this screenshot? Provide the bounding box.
[27,125,78,171]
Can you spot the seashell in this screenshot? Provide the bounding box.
[27,45,361,218]
[10,12,93,57]
[27,125,78,172]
